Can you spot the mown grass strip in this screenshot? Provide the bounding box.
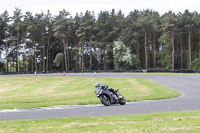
[0,110,200,133]
[0,76,179,109]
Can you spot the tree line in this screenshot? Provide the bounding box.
[0,8,200,73]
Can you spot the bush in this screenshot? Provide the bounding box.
[0,61,5,72]
[191,58,200,70]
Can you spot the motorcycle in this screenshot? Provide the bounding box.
[94,82,126,106]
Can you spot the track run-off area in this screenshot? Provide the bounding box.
[0,73,200,121]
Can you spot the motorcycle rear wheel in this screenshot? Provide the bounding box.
[99,95,111,106]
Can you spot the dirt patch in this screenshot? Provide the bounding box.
[32,79,71,94]
[62,122,99,128]
[160,126,200,131]
[0,78,38,94]
[169,116,200,121]
[128,79,151,96]
[52,89,91,99]
[0,129,6,133]
[116,118,126,121]
[0,87,9,93]
[147,119,165,123]
[66,90,90,97]
[113,129,139,133]
[104,121,136,125]
[168,116,200,121]
[0,81,25,93]
[171,117,186,121]
[29,126,57,131]
[189,116,200,119]
[62,121,136,129]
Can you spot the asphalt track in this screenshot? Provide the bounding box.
[0,73,200,121]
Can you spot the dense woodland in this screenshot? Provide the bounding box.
[1,8,200,72]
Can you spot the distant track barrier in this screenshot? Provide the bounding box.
[0,69,200,75]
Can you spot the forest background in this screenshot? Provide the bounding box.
[1,9,200,72]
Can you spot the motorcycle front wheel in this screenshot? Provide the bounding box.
[99,95,111,106]
[118,95,126,105]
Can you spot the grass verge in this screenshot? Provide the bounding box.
[0,110,200,132]
[0,76,180,109]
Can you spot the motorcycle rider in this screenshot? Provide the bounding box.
[94,82,101,88]
[94,82,119,97]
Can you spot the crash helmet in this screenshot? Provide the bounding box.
[94,82,101,88]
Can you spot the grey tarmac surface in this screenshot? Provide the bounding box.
[0,73,200,121]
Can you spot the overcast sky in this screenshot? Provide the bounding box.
[1,0,200,16]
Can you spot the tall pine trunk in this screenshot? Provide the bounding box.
[76,50,79,71]
[12,58,15,72]
[188,32,191,69]
[34,53,37,72]
[136,37,140,63]
[42,46,45,72]
[40,47,42,72]
[46,38,50,73]
[89,39,93,70]
[67,42,70,71]
[171,32,175,70]
[144,30,148,69]
[153,32,156,68]
[50,48,54,71]
[62,39,68,72]
[103,49,107,71]
[75,40,79,71]
[23,45,27,72]
[180,36,183,69]
[16,30,20,72]
[199,36,200,60]
[81,42,84,70]
[32,55,34,72]
[31,41,34,72]
[34,43,37,72]
[5,34,8,72]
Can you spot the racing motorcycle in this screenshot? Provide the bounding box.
[94,82,126,106]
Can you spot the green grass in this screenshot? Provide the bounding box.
[0,76,180,109]
[0,110,200,133]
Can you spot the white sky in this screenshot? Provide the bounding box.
[0,0,200,16]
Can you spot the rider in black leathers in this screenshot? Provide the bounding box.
[95,82,119,97]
